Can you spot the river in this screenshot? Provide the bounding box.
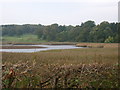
[0,45,84,53]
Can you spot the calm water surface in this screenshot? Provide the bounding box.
[0,45,83,53]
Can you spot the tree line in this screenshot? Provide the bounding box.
[1,20,119,43]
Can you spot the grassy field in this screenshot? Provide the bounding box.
[2,43,119,88]
[2,34,46,43]
[2,35,78,45]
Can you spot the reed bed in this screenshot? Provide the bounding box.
[2,45,119,88]
[76,43,118,48]
[2,62,118,88]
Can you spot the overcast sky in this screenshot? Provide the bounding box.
[0,0,119,25]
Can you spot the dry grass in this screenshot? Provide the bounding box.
[2,62,118,88]
[1,43,119,88]
[2,47,118,65]
[76,43,118,48]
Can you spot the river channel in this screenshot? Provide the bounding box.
[0,45,84,53]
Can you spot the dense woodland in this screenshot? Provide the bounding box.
[1,20,119,43]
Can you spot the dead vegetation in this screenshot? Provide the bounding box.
[76,43,118,48]
[2,61,118,88]
[1,43,119,88]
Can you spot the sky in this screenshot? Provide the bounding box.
[0,0,119,25]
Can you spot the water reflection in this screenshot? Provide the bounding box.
[0,45,83,53]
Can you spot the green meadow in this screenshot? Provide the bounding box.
[2,34,46,43]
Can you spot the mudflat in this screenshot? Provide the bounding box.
[1,46,46,49]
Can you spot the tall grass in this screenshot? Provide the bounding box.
[2,46,119,88]
[2,47,118,65]
[2,62,118,88]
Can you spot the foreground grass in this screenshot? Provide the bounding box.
[2,46,119,88]
[2,47,118,65]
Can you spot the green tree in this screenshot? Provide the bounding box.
[104,36,114,43]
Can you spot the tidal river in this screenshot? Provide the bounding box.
[0,45,83,53]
